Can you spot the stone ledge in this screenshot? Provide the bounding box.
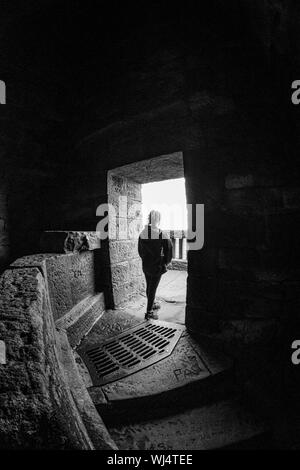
[40,231,101,254]
[9,252,60,270]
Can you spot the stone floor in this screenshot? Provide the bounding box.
[73,272,274,450]
[118,270,187,324]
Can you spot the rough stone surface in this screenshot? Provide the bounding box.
[0,267,93,449]
[10,251,100,320]
[113,275,145,307]
[0,254,118,449]
[57,330,117,450]
[110,152,184,184]
[108,172,144,306]
[46,252,96,320]
[109,240,139,264]
[10,253,59,269]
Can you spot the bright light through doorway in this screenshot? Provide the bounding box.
[141,178,187,230]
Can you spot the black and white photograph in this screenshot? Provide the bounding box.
[0,0,299,455]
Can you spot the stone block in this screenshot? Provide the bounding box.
[127,200,142,220]
[109,240,138,264]
[108,216,119,240]
[107,173,126,196]
[69,251,96,304]
[113,275,145,306]
[128,217,143,239]
[111,258,143,287]
[46,252,95,321]
[111,217,128,240]
[128,258,143,278]
[125,180,141,200]
[111,261,130,287]
[108,193,128,218]
[45,256,73,320]
[108,193,142,220]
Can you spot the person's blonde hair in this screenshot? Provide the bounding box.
[148,210,161,226]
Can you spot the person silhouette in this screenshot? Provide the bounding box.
[138,210,173,320]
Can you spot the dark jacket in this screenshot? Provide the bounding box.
[138,225,173,276]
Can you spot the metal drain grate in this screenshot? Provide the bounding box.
[78,321,183,386]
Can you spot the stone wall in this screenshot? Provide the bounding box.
[184,115,298,331]
[0,246,116,449]
[107,172,144,306]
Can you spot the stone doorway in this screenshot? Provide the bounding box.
[107,151,187,323]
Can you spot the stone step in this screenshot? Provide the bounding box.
[107,398,271,450]
[56,293,106,348]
